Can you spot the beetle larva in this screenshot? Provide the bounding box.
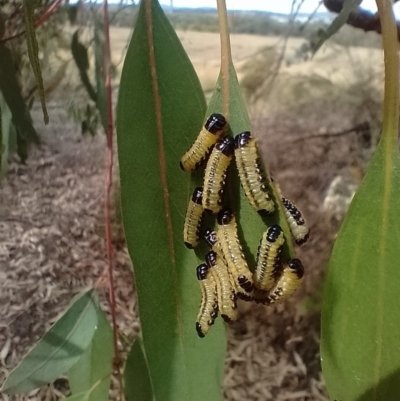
[234,131,274,214]
[196,263,219,338]
[206,250,237,323]
[183,187,204,249]
[216,208,253,297]
[203,136,234,213]
[180,113,226,172]
[254,224,285,291]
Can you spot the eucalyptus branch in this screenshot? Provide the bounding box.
[324,0,400,40]
[216,0,231,117]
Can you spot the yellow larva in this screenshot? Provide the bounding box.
[257,258,305,305]
[281,197,310,245]
[216,209,253,298]
[273,180,310,245]
[254,225,285,291]
[183,187,204,249]
[180,113,226,172]
[234,131,274,214]
[196,263,219,338]
[204,228,239,293]
[203,136,234,213]
[206,251,238,323]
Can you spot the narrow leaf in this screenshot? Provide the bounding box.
[321,2,400,400]
[63,391,92,401]
[71,31,97,103]
[94,17,108,133]
[312,0,360,54]
[124,339,154,401]
[321,142,400,400]
[117,1,226,400]
[0,44,39,146]
[0,91,12,178]
[206,64,294,265]
[22,0,49,124]
[68,308,113,401]
[1,290,98,394]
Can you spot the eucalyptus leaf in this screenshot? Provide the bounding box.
[94,17,108,133]
[0,44,39,148]
[321,139,400,400]
[312,0,360,54]
[0,91,11,179]
[1,290,98,394]
[206,64,294,266]
[116,1,226,400]
[68,308,113,401]
[124,339,154,401]
[71,31,97,103]
[22,0,48,124]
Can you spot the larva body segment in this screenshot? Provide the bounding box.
[216,209,254,297]
[282,198,310,245]
[196,263,219,338]
[180,113,226,172]
[204,228,239,293]
[183,187,204,249]
[206,251,238,323]
[257,258,305,305]
[203,136,234,213]
[273,180,310,245]
[234,131,274,214]
[254,225,285,291]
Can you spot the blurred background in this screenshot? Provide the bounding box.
[0,1,389,400]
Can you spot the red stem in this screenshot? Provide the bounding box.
[0,0,64,44]
[102,0,124,397]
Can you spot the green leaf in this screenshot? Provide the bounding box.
[1,290,99,394]
[22,0,48,124]
[0,44,39,148]
[63,390,96,401]
[71,31,97,103]
[321,1,400,399]
[206,64,294,265]
[0,91,12,179]
[312,0,360,54]
[116,1,226,400]
[94,17,108,133]
[68,308,113,401]
[321,140,400,400]
[124,339,154,401]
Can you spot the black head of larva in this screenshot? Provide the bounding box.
[196,322,205,338]
[196,263,209,280]
[205,113,226,134]
[234,131,252,149]
[191,187,203,204]
[266,225,283,242]
[287,258,305,278]
[205,250,218,268]
[216,135,234,156]
[184,241,194,250]
[203,229,218,247]
[217,208,234,225]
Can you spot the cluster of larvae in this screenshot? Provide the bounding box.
[180,114,310,338]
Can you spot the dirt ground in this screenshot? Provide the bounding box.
[0,28,382,400]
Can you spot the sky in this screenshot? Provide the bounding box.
[158,0,400,16]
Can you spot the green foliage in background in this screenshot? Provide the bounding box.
[1,291,99,394]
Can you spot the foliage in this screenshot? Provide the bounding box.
[320,1,400,400]
[0,0,69,173]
